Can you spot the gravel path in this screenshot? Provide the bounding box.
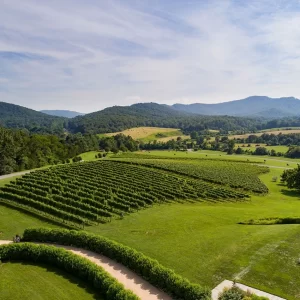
[0,240,171,300]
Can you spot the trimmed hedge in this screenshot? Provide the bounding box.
[0,243,139,300]
[23,228,211,300]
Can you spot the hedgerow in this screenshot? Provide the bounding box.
[23,228,211,300]
[0,242,139,300]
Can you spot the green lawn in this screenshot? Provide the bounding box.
[87,168,300,298]
[0,262,101,300]
[1,151,300,298]
[80,151,101,161]
[235,143,289,153]
[0,204,59,240]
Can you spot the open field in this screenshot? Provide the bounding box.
[1,150,300,298]
[0,262,100,300]
[102,126,189,142]
[235,143,289,153]
[230,129,300,139]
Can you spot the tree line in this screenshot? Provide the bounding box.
[0,127,99,175]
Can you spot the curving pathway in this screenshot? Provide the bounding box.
[0,240,171,300]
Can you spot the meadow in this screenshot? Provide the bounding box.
[1,150,300,299]
[235,143,289,153]
[102,126,189,142]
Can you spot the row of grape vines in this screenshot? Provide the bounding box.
[0,161,248,226]
[111,157,269,193]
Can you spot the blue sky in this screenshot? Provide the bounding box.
[1,0,300,113]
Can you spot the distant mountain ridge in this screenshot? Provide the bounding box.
[172,96,300,118]
[0,101,65,134]
[40,110,84,118]
[2,96,300,135]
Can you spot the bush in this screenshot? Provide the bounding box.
[0,243,139,300]
[23,228,210,300]
[218,286,269,300]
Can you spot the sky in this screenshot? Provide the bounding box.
[1,0,300,113]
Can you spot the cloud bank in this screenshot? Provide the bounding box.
[1,0,300,112]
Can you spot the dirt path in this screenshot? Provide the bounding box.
[0,240,172,300]
[0,170,31,181]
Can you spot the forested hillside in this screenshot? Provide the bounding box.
[0,127,99,175]
[67,103,261,134]
[4,101,300,136]
[0,102,66,134]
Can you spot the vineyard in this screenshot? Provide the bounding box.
[0,160,248,226]
[111,155,269,193]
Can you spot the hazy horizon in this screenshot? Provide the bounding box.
[1,1,300,113]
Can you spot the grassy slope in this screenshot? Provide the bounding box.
[101,126,189,142]
[87,169,300,299]
[0,262,101,300]
[1,150,300,298]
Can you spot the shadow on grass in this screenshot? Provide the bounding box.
[281,189,300,198]
[4,261,103,300]
[0,201,80,230]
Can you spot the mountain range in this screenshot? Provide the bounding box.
[40,110,84,118]
[172,96,300,118]
[1,96,300,134]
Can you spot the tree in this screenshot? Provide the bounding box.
[281,165,300,190]
[227,140,235,155]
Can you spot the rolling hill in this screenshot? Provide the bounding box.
[67,102,260,134]
[40,110,84,118]
[172,96,300,118]
[0,102,65,134]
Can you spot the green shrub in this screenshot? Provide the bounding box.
[0,243,139,300]
[23,228,210,300]
[218,286,269,300]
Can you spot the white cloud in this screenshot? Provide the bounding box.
[1,0,300,112]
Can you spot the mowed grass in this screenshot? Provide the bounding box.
[235,143,289,153]
[102,126,189,142]
[89,168,300,298]
[1,151,300,298]
[0,262,100,300]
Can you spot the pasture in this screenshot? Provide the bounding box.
[103,126,189,142]
[235,143,289,153]
[230,128,300,139]
[1,150,300,298]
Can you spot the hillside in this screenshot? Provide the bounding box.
[40,110,84,118]
[0,102,65,134]
[173,96,300,118]
[67,102,261,134]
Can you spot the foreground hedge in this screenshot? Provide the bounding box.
[0,243,139,300]
[23,228,211,300]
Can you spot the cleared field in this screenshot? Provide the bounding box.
[235,144,289,153]
[103,126,188,142]
[230,129,300,139]
[1,151,300,298]
[0,262,100,300]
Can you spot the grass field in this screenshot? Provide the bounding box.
[235,143,289,153]
[1,150,300,298]
[0,262,100,300]
[103,126,189,142]
[230,129,300,139]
